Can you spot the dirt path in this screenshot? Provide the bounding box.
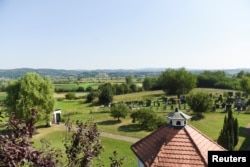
[100,131,139,143]
[33,125,64,139]
[51,124,140,143]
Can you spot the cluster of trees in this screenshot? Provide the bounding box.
[109,103,167,131]
[0,110,62,166]
[86,75,143,105]
[142,68,250,95]
[55,85,85,93]
[197,71,240,90]
[0,110,125,167]
[142,68,196,95]
[0,72,127,166]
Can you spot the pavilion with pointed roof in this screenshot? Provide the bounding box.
[131,108,226,167]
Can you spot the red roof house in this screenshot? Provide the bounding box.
[131,108,226,167]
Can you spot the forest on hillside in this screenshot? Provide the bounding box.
[0,68,250,79]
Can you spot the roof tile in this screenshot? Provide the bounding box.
[131,124,226,167]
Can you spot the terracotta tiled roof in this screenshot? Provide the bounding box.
[131,125,226,167]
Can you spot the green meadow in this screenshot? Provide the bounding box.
[1,88,250,166]
[32,130,137,166]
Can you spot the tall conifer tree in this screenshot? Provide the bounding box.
[217,109,238,150]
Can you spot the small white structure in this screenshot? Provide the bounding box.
[166,107,192,126]
[53,109,62,124]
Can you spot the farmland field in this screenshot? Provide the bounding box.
[54,82,101,91]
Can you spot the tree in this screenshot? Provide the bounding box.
[130,108,167,131]
[110,104,130,121]
[64,119,104,167]
[86,86,93,92]
[240,76,250,95]
[130,83,138,92]
[187,92,213,113]
[186,92,213,115]
[65,92,76,100]
[158,68,196,95]
[86,90,97,102]
[236,70,246,79]
[0,110,62,167]
[142,77,153,90]
[197,70,226,88]
[120,83,129,94]
[98,83,114,105]
[77,86,85,92]
[0,111,126,167]
[217,109,238,150]
[109,150,126,167]
[5,72,55,125]
[125,75,133,86]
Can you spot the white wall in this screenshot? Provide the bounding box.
[138,159,144,167]
[172,119,185,126]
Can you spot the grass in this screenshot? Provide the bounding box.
[113,90,165,102]
[32,127,137,166]
[0,92,6,100]
[52,89,250,148]
[1,86,250,167]
[54,82,101,91]
[189,110,250,150]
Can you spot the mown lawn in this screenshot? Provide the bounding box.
[189,111,250,150]
[1,88,250,161]
[0,92,6,100]
[52,89,250,150]
[32,130,137,166]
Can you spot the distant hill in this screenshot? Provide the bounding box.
[0,68,164,79]
[0,68,249,79]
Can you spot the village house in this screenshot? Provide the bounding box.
[131,108,226,167]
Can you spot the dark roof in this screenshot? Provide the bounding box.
[167,108,192,120]
[131,125,226,167]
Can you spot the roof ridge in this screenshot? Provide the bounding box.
[130,125,169,166]
[187,124,226,150]
[184,126,208,165]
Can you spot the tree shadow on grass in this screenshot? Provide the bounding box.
[89,110,110,114]
[36,124,50,129]
[190,114,205,121]
[118,124,142,132]
[239,126,250,150]
[97,120,120,126]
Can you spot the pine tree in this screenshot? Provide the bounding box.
[233,118,239,147]
[217,109,238,150]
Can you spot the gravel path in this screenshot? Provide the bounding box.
[55,124,140,143]
[100,131,139,143]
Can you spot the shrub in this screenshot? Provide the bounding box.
[86,90,97,102]
[65,92,76,100]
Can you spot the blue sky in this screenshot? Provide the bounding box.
[0,0,249,70]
